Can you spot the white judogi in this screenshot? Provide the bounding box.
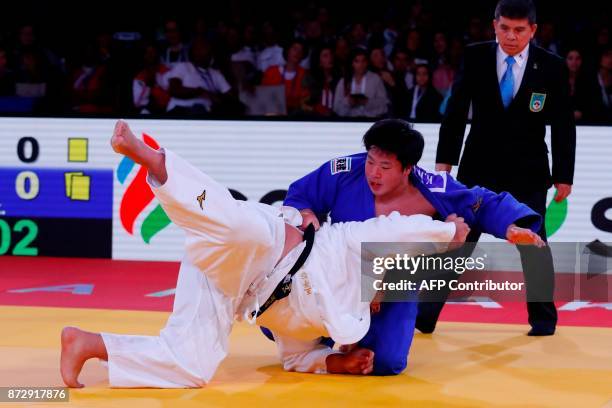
[101,149,455,387]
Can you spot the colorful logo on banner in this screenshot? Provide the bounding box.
[545,190,568,237]
[116,134,171,243]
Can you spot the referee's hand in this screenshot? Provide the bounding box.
[506,224,546,248]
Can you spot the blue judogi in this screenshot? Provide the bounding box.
[264,152,541,375]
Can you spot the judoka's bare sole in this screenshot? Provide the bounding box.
[111,120,167,184]
[60,327,107,388]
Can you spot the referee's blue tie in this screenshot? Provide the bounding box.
[500,55,516,108]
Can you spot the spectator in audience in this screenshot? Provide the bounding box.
[165,37,234,115]
[387,48,412,117]
[68,41,113,113]
[289,5,307,40]
[464,16,486,44]
[133,43,170,114]
[300,20,325,69]
[160,19,189,67]
[404,29,428,65]
[370,46,393,73]
[369,46,394,111]
[391,47,415,89]
[231,23,258,68]
[594,26,610,64]
[333,48,388,117]
[448,36,465,69]
[317,6,336,42]
[535,21,561,55]
[192,16,209,40]
[407,0,425,30]
[334,36,350,76]
[0,47,16,96]
[213,23,242,88]
[94,32,113,64]
[303,45,340,116]
[565,48,603,122]
[595,47,612,121]
[430,31,456,98]
[566,48,584,121]
[15,48,63,113]
[383,18,399,57]
[348,22,368,50]
[406,64,442,122]
[430,31,449,69]
[257,22,284,73]
[14,24,63,73]
[229,23,259,92]
[261,39,310,115]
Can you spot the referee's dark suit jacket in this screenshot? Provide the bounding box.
[436,41,576,195]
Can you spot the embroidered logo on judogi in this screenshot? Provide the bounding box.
[196,190,206,210]
[299,271,312,295]
[330,157,352,174]
[529,93,546,112]
[472,196,483,213]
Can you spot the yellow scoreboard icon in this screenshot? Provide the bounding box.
[68,138,88,162]
[64,172,91,201]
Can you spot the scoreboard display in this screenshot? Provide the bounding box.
[1,131,113,258]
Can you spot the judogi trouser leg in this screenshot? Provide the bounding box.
[102,257,233,387]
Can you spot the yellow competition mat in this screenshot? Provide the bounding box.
[1,306,611,407]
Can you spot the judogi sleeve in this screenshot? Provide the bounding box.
[273,333,339,374]
[443,176,542,238]
[284,159,340,213]
[468,186,542,238]
[345,213,456,253]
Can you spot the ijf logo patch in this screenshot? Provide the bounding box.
[330,157,352,175]
[196,190,206,210]
[529,93,546,112]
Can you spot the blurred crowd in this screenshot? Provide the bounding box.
[0,0,610,123]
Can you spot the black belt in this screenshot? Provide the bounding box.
[251,224,315,319]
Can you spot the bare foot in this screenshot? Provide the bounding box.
[343,347,374,375]
[60,327,105,388]
[110,120,167,183]
[111,120,140,157]
[326,347,374,375]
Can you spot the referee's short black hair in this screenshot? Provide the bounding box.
[362,119,425,169]
[494,0,537,25]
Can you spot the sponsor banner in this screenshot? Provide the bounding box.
[0,118,610,263]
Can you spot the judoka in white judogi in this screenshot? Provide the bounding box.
[98,149,457,387]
